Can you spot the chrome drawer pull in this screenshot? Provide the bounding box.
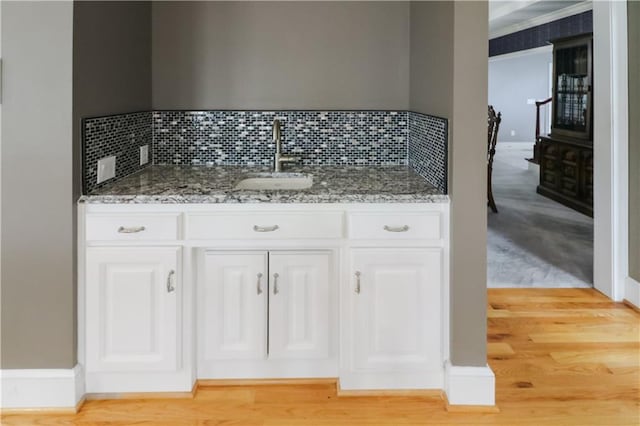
[355,271,361,294]
[257,273,263,295]
[273,273,280,295]
[166,270,176,293]
[383,225,409,233]
[117,226,146,234]
[253,225,280,233]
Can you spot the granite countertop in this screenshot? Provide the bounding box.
[79,165,448,204]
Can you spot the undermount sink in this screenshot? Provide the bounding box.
[234,172,313,190]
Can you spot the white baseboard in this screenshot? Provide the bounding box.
[0,364,85,410]
[85,369,193,394]
[624,276,640,309]
[339,368,444,391]
[444,361,495,406]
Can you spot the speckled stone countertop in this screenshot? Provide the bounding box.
[79,165,448,204]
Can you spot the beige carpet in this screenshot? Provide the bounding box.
[487,145,593,288]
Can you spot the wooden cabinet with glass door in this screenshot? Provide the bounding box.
[537,33,593,217]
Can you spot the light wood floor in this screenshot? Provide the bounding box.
[2,289,639,425]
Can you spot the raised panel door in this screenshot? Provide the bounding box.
[199,252,268,362]
[268,252,331,360]
[349,249,441,373]
[86,247,181,372]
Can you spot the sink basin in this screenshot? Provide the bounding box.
[234,173,313,190]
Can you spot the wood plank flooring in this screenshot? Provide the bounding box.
[2,289,639,425]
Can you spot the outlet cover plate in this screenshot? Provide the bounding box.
[140,145,149,165]
[97,156,116,184]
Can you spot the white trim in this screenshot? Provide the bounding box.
[593,1,628,301]
[490,1,593,39]
[0,364,85,409]
[624,277,640,310]
[611,2,629,302]
[339,370,444,391]
[488,45,552,62]
[444,361,495,406]
[77,203,86,368]
[0,4,3,385]
[85,370,193,394]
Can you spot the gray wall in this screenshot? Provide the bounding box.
[410,1,453,118]
[1,1,75,368]
[629,0,640,282]
[410,1,489,367]
[74,0,152,196]
[449,0,489,367]
[152,1,410,110]
[488,48,553,143]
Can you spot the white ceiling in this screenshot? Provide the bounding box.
[489,0,592,39]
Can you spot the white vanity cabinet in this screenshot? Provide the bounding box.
[339,210,447,390]
[80,202,449,394]
[198,250,333,378]
[81,210,192,394]
[85,247,181,373]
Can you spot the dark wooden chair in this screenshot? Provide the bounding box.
[488,105,502,213]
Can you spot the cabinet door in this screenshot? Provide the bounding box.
[200,252,268,361]
[268,252,331,359]
[349,249,441,372]
[86,247,181,372]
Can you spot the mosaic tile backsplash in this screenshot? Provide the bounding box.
[83,111,152,193]
[153,110,408,167]
[408,112,448,193]
[83,110,448,194]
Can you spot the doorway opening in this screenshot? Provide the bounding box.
[486,2,594,288]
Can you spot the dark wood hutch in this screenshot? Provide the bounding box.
[537,33,593,217]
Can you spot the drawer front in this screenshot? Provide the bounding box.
[86,214,181,241]
[348,212,441,240]
[186,212,343,240]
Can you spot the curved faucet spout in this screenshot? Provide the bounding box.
[273,119,282,154]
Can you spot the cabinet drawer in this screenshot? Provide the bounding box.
[348,212,441,240]
[186,212,343,240]
[86,214,181,241]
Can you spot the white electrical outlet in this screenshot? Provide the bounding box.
[510,130,516,137]
[97,156,116,184]
[527,98,536,105]
[140,145,149,165]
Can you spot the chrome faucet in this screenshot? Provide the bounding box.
[272,118,299,172]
